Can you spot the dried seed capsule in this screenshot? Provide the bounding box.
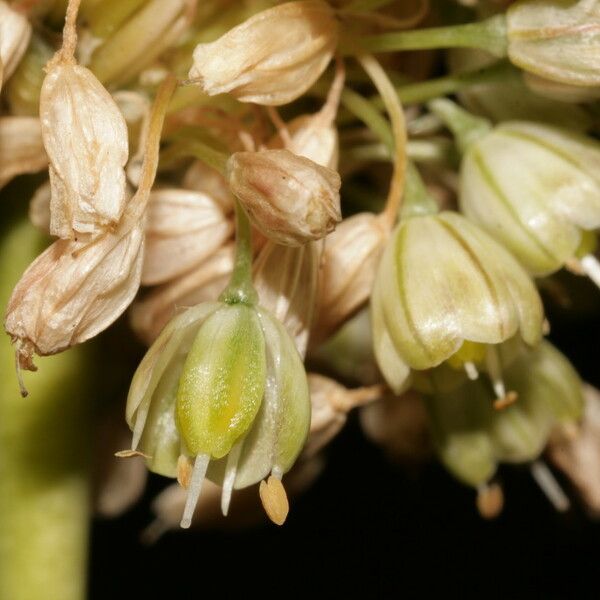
[28,181,51,232]
[40,60,129,239]
[312,212,388,344]
[227,149,341,246]
[142,188,233,285]
[372,211,544,394]
[0,1,32,88]
[507,0,600,88]
[0,117,47,190]
[188,0,338,106]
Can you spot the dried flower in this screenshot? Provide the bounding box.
[0,117,47,190]
[142,188,233,285]
[4,74,176,379]
[460,120,600,278]
[371,211,544,394]
[125,300,311,527]
[188,0,338,106]
[183,160,234,214]
[0,1,31,89]
[506,0,600,88]
[28,181,51,232]
[40,1,129,240]
[40,60,129,239]
[312,212,388,344]
[227,149,341,246]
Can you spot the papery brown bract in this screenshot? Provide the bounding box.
[188,0,338,106]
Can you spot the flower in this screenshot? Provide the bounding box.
[188,0,338,106]
[506,0,600,88]
[125,299,311,527]
[426,340,583,491]
[0,1,31,88]
[371,211,544,394]
[459,120,600,279]
[227,149,341,246]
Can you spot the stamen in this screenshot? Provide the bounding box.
[14,351,28,398]
[180,453,210,529]
[259,474,289,526]
[485,346,516,409]
[177,455,193,489]
[580,254,600,290]
[530,460,570,512]
[463,361,479,381]
[221,442,243,516]
[476,482,504,519]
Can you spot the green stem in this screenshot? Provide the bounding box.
[394,60,514,106]
[219,201,257,306]
[428,98,492,154]
[401,161,438,219]
[84,0,146,38]
[345,14,508,57]
[341,87,394,151]
[0,214,92,600]
[344,0,397,10]
[160,139,229,175]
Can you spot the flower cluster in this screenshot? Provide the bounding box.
[2,0,600,544]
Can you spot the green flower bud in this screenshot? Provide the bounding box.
[125,300,310,528]
[507,0,600,88]
[460,121,600,278]
[372,211,544,394]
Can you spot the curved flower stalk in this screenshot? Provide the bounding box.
[430,99,600,286]
[426,340,583,513]
[187,0,339,106]
[371,165,544,397]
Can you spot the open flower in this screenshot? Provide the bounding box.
[371,211,544,394]
[460,120,600,280]
[125,300,311,527]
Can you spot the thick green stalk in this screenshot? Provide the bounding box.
[394,60,514,106]
[401,161,438,219]
[346,14,508,57]
[220,201,258,306]
[0,214,92,600]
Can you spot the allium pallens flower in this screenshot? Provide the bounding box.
[126,300,311,527]
[371,211,544,394]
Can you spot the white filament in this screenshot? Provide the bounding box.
[580,254,600,290]
[530,460,570,513]
[180,453,210,529]
[464,361,479,381]
[221,442,243,516]
[485,346,506,400]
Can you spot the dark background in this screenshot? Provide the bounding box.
[89,276,600,600]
